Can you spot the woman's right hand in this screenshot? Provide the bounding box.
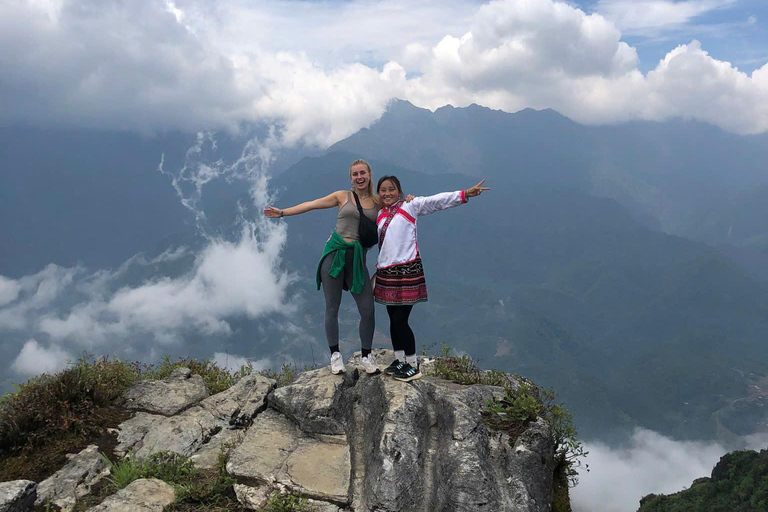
[263,206,284,218]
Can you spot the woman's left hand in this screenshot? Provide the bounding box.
[405,194,415,202]
[466,179,490,198]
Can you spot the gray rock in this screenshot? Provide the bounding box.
[232,485,343,512]
[0,480,36,512]
[199,373,275,427]
[123,367,209,416]
[227,409,351,504]
[232,484,270,510]
[115,352,556,512]
[84,478,174,512]
[132,406,219,459]
[268,367,356,435]
[266,353,555,512]
[505,417,558,511]
[189,428,243,469]
[118,374,274,460]
[35,445,110,511]
[115,412,166,457]
[306,498,343,512]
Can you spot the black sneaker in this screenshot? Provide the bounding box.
[383,359,405,375]
[392,362,422,382]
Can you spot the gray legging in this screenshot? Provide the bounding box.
[319,248,375,351]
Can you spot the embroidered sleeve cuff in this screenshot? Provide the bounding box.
[460,190,468,203]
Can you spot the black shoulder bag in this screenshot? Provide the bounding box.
[352,191,378,249]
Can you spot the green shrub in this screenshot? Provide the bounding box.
[262,491,317,512]
[104,452,146,490]
[106,451,199,490]
[484,381,542,431]
[0,355,140,454]
[175,440,239,505]
[106,439,244,508]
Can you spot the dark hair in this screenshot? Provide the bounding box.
[377,175,402,194]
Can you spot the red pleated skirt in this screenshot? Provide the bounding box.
[374,258,428,306]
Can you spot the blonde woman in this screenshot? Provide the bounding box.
[264,160,380,375]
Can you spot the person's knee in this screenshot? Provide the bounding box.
[325,303,341,317]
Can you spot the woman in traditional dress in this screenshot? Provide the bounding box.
[263,159,381,375]
[374,176,489,382]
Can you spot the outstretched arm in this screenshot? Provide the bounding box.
[263,191,344,218]
[410,179,490,216]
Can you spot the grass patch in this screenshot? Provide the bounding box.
[262,491,317,512]
[105,451,199,490]
[260,362,320,388]
[427,343,515,387]
[0,356,138,482]
[142,355,310,391]
[142,356,253,395]
[106,446,244,511]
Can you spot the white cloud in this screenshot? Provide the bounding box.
[249,54,408,147]
[1,0,768,145]
[595,0,739,36]
[571,428,735,512]
[0,276,21,307]
[0,265,79,331]
[2,133,297,356]
[0,0,251,134]
[211,351,271,374]
[645,41,768,133]
[106,223,294,339]
[190,0,476,68]
[11,339,73,376]
[32,219,295,347]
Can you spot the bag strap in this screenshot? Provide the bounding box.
[378,200,403,250]
[352,190,364,212]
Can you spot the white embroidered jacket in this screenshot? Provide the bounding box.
[376,190,467,270]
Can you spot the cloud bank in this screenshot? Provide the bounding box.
[572,428,768,512]
[1,0,767,146]
[0,132,299,375]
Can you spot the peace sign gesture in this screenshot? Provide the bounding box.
[466,179,490,198]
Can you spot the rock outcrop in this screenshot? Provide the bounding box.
[227,350,556,512]
[0,351,558,512]
[122,367,209,416]
[34,444,110,511]
[83,478,175,512]
[116,372,275,459]
[0,481,36,512]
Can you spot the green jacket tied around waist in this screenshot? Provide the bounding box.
[316,231,366,294]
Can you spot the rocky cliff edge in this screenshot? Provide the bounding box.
[0,349,557,512]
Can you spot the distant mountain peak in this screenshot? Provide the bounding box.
[383,99,572,124]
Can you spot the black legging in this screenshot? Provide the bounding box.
[386,305,415,356]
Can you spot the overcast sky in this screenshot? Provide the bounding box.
[2,0,768,146]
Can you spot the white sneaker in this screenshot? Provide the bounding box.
[330,352,346,374]
[361,353,380,375]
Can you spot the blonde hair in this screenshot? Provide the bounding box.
[349,159,378,203]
